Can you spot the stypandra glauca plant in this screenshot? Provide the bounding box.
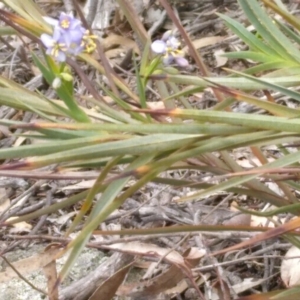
[0,0,300,298]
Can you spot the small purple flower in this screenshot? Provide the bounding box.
[151,30,189,67]
[41,12,98,61]
[43,13,83,47]
[58,13,83,46]
[58,13,81,31]
[41,28,67,62]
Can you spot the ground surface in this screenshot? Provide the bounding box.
[0,0,299,299]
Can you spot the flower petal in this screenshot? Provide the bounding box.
[69,19,82,30]
[162,54,174,65]
[56,51,66,62]
[59,12,82,31]
[151,40,166,54]
[45,48,53,56]
[40,33,54,47]
[161,30,173,41]
[175,56,189,67]
[43,16,59,27]
[67,42,83,55]
[52,27,62,41]
[69,28,84,43]
[167,36,180,50]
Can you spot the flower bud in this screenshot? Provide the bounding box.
[52,77,62,89]
[60,72,73,81]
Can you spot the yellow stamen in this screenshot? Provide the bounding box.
[84,41,96,53]
[82,30,98,42]
[173,49,184,56]
[51,43,66,57]
[81,32,98,53]
[60,19,70,29]
[51,47,59,57]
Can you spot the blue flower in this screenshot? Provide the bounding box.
[57,13,83,46]
[151,31,189,67]
[41,12,97,61]
[40,27,67,62]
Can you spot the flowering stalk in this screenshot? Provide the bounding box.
[32,52,91,122]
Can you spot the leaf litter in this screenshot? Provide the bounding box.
[0,0,299,299]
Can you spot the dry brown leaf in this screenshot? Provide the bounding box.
[183,36,224,55]
[223,213,251,226]
[212,279,231,300]
[7,217,32,233]
[236,157,263,168]
[103,241,187,265]
[105,48,126,59]
[250,215,277,228]
[43,250,58,300]
[165,279,190,296]
[31,65,41,77]
[0,247,61,283]
[88,262,133,300]
[61,179,95,190]
[102,34,139,54]
[13,135,27,147]
[117,246,206,298]
[281,246,300,287]
[232,277,266,294]
[166,274,211,296]
[147,101,165,110]
[48,211,77,225]
[214,49,228,67]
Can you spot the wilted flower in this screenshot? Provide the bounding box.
[151,31,189,67]
[41,12,97,61]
